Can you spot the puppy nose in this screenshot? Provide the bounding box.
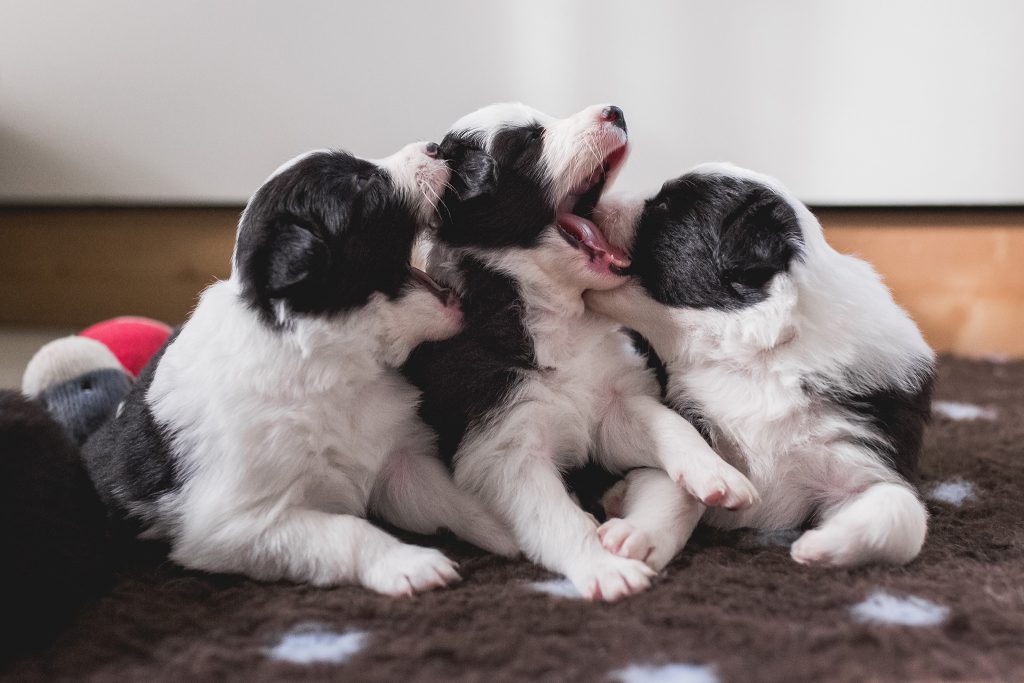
[424,142,439,157]
[601,106,627,133]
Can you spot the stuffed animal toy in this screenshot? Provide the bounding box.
[0,317,171,660]
[21,335,123,398]
[38,370,134,446]
[79,316,172,377]
[21,317,171,444]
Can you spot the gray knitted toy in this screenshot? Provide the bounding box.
[38,369,133,445]
[22,336,133,445]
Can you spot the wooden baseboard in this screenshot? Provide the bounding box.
[1,207,239,328]
[821,209,1024,359]
[2,207,1023,357]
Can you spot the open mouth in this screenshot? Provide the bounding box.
[555,144,630,276]
[408,265,456,306]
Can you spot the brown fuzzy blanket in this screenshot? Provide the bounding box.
[5,357,1023,682]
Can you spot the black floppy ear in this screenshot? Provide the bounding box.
[353,171,385,196]
[449,149,497,202]
[718,188,800,292]
[265,223,330,296]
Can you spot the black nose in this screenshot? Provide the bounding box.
[601,106,627,133]
[425,142,439,157]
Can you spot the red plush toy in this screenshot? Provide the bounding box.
[21,315,173,444]
[79,316,172,377]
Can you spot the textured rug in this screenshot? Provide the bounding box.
[4,356,1023,682]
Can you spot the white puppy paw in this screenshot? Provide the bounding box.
[598,518,654,562]
[791,524,918,567]
[790,527,860,567]
[673,461,759,511]
[792,482,927,567]
[598,518,679,572]
[363,544,460,596]
[568,552,656,602]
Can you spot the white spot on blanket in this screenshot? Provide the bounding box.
[611,663,718,683]
[529,578,582,599]
[929,479,975,506]
[267,625,367,664]
[933,401,997,421]
[850,591,949,627]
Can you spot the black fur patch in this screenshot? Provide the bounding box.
[404,119,564,461]
[436,127,553,249]
[626,329,668,400]
[802,362,935,481]
[82,331,182,528]
[564,463,621,522]
[234,150,421,324]
[629,172,804,310]
[404,257,536,462]
[668,393,715,447]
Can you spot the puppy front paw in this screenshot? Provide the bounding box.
[598,518,679,572]
[363,544,460,597]
[673,461,759,511]
[567,552,656,602]
[597,518,654,562]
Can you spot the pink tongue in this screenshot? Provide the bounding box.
[556,213,631,270]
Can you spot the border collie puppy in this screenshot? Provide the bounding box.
[585,163,934,569]
[84,143,515,595]
[404,105,757,601]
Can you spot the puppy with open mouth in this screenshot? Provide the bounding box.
[83,142,515,595]
[586,163,935,569]
[403,104,757,601]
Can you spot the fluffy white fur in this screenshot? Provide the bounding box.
[146,143,515,595]
[428,108,757,601]
[586,163,933,570]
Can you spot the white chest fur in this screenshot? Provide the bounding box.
[518,307,657,469]
[146,281,425,533]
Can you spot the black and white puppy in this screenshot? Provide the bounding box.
[84,143,515,595]
[586,163,934,569]
[404,105,757,601]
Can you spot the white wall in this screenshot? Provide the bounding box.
[1,0,1022,205]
